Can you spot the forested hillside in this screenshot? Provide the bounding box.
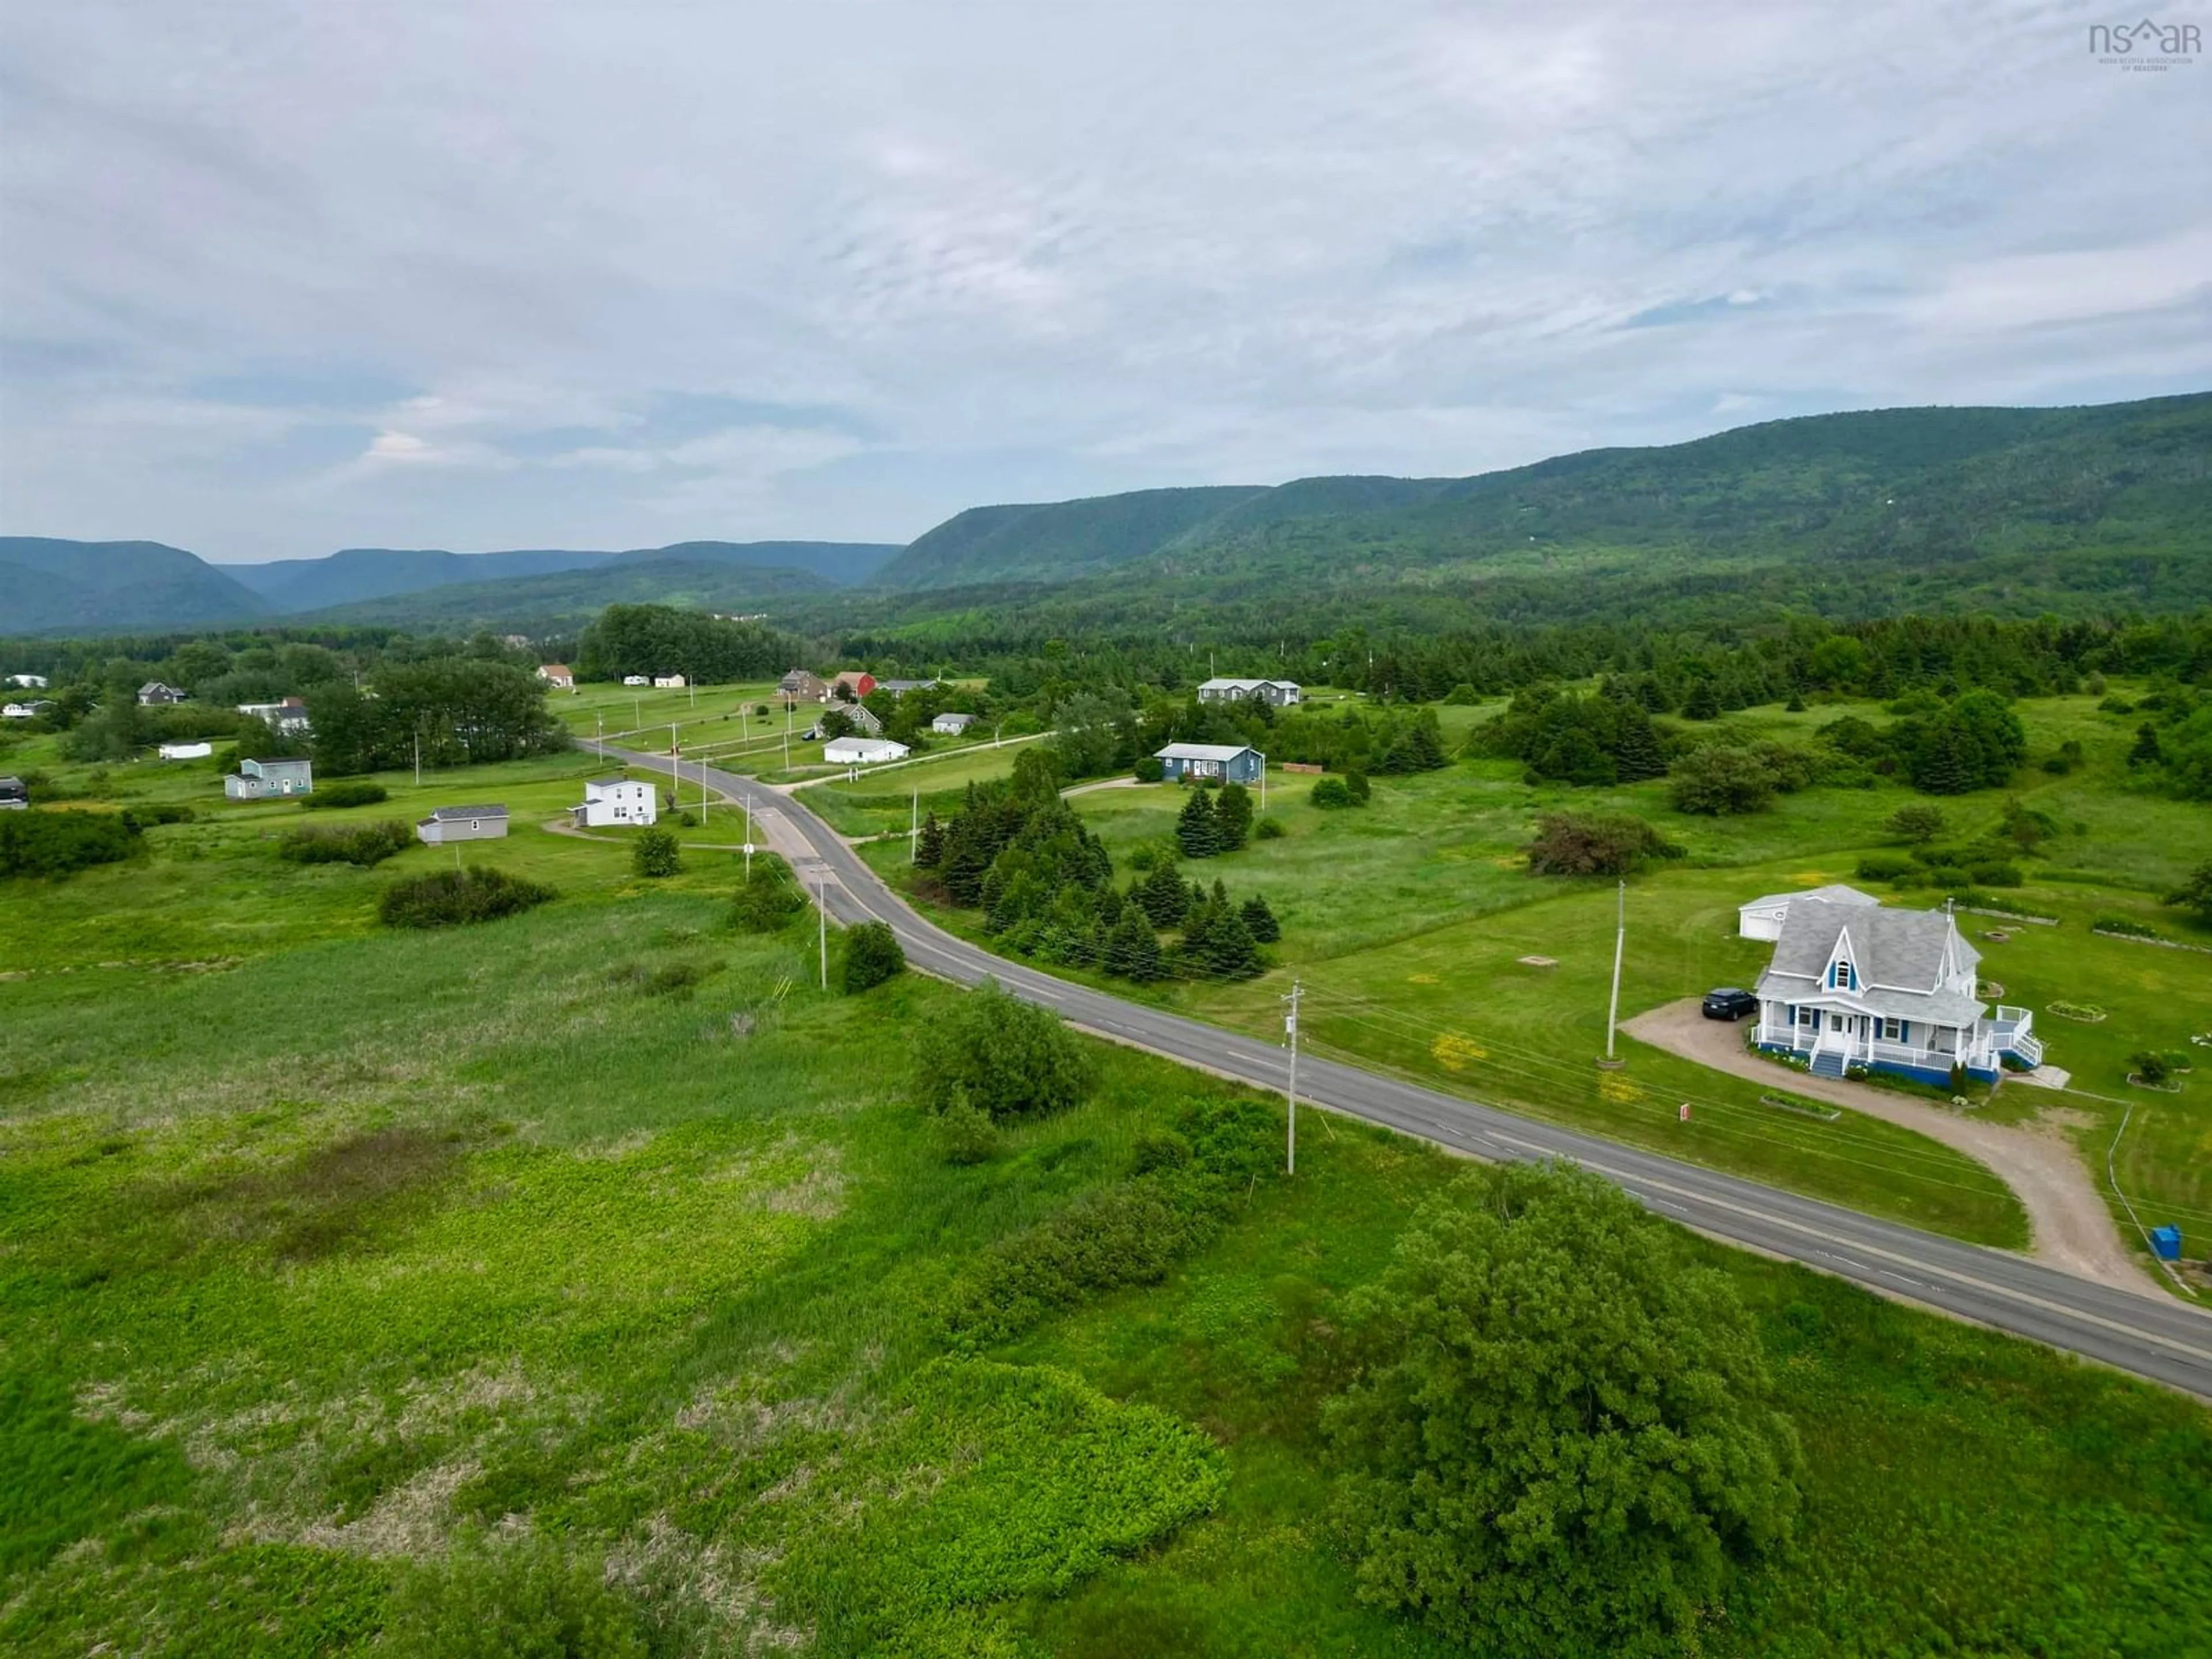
[0,539,269,634]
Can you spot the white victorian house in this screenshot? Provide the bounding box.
[1752,896,2040,1085]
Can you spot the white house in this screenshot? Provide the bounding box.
[6,673,48,689]
[1197,677,1301,707]
[157,740,213,761]
[417,805,510,844]
[931,712,977,736]
[1752,896,2040,1085]
[653,674,687,690]
[574,777,657,828]
[237,698,313,736]
[1737,882,1878,942]
[3,699,53,720]
[537,664,575,690]
[823,736,910,766]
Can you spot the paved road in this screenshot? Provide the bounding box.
[603,744,2212,1400]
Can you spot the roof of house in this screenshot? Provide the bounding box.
[139,681,180,695]
[423,804,509,820]
[933,711,976,725]
[539,663,571,675]
[1740,882,1880,913]
[1157,742,1257,762]
[584,776,642,790]
[1755,899,1984,1025]
[1199,677,1296,692]
[0,775,24,792]
[243,755,311,770]
[879,679,940,693]
[824,736,907,755]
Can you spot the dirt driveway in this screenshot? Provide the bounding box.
[1623,998,2158,1296]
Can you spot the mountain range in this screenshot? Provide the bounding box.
[3,392,2206,637]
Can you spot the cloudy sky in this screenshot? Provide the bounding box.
[2,1,2205,563]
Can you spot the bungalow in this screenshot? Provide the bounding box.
[1752,896,2040,1085]
[6,673,48,689]
[0,775,25,810]
[416,804,510,844]
[823,736,909,766]
[623,674,651,687]
[225,756,315,800]
[1197,677,1301,708]
[653,674,687,690]
[574,777,657,828]
[931,712,977,736]
[810,703,884,739]
[832,670,877,701]
[2,699,53,720]
[237,698,313,736]
[877,678,941,696]
[777,669,831,704]
[138,681,187,706]
[1737,882,1878,942]
[537,664,575,690]
[157,740,213,761]
[1156,742,1264,784]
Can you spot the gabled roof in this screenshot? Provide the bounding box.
[1198,677,1296,693]
[1157,742,1257,762]
[1756,898,1984,1024]
[424,804,509,820]
[584,775,641,790]
[1740,882,1878,912]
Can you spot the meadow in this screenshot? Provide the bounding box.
[3,865,2209,1656]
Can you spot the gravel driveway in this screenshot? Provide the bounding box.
[1623,998,2158,1296]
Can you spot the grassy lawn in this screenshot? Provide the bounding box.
[3,863,2207,1653]
[794,736,1055,839]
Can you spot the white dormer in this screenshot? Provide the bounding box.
[1823,929,1861,993]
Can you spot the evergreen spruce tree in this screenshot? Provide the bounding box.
[914,811,946,868]
[1176,787,1221,858]
[1240,893,1281,944]
[1214,782,1253,850]
[1104,903,1162,982]
[2129,722,2165,767]
[1682,680,1722,721]
[1609,703,1668,783]
[1138,858,1191,927]
[1345,766,1372,804]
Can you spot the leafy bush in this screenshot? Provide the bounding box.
[1856,851,1918,882]
[1324,1162,1800,1658]
[631,828,681,878]
[1525,811,1683,877]
[1309,777,1355,808]
[380,1536,646,1659]
[2164,861,2212,925]
[2093,916,2160,939]
[278,821,411,867]
[2131,1051,2172,1085]
[119,801,195,830]
[302,780,388,810]
[1132,756,1165,783]
[915,982,1090,1122]
[0,809,141,878]
[1669,743,1776,815]
[1253,815,1286,840]
[1967,860,2023,887]
[732,861,808,932]
[842,921,906,993]
[378,867,556,928]
[1884,804,1947,843]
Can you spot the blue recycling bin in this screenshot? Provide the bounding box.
[2149,1224,2182,1262]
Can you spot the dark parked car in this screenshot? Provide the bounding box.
[1702,987,1758,1021]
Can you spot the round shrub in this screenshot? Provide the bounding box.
[1133,756,1165,783]
[302,780,389,810]
[631,828,681,878]
[842,921,907,993]
[378,866,556,928]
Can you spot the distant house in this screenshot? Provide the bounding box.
[574,777,657,828]
[1196,677,1301,708]
[823,736,910,766]
[537,664,575,690]
[0,775,25,810]
[622,674,650,687]
[877,678,941,696]
[778,669,831,704]
[1156,742,1264,784]
[416,804,510,844]
[653,674,687,690]
[237,698,313,736]
[225,756,315,800]
[6,673,48,690]
[2,699,52,721]
[931,712,978,736]
[157,741,213,761]
[1737,883,1878,942]
[138,681,187,706]
[832,670,877,701]
[1752,896,2040,1085]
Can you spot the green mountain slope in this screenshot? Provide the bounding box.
[876,395,2212,600]
[0,538,269,635]
[291,558,838,630]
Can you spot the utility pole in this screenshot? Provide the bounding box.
[412,728,421,787]
[910,786,919,862]
[817,874,828,990]
[696,756,707,825]
[744,795,754,882]
[1604,880,1627,1063]
[1283,978,1302,1175]
[1258,753,1266,813]
[595,710,603,752]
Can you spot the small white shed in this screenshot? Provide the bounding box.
[1737,883,1879,941]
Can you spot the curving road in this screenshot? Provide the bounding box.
[599,744,2212,1400]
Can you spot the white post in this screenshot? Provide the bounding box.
[412,729,421,787]
[1605,880,1626,1062]
[1259,753,1266,812]
[911,786,919,862]
[1283,978,1302,1175]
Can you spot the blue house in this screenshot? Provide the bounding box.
[1155,743,1263,785]
[225,756,315,800]
[1752,896,2040,1085]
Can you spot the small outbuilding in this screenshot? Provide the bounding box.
[623,674,650,686]
[832,670,877,700]
[537,664,575,690]
[1737,882,1878,942]
[653,674,687,689]
[417,805,510,844]
[157,741,213,761]
[823,736,910,766]
[225,756,315,800]
[931,712,977,736]
[1155,742,1264,784]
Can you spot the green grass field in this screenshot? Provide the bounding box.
[3,869,2209,1655]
